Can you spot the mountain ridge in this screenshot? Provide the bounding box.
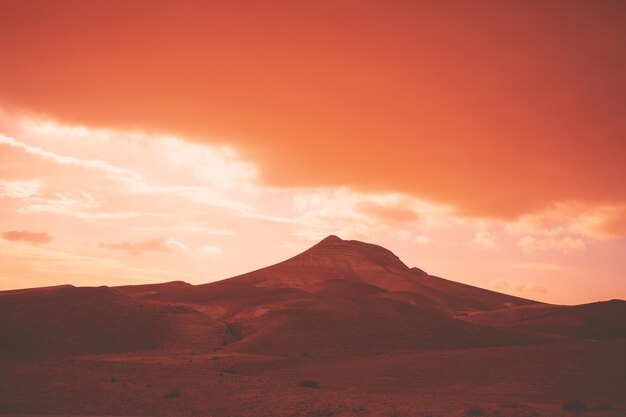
[1,235,624,359]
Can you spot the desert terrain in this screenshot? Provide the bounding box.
[1,236,625,417]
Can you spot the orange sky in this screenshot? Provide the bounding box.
[0,1,625,304]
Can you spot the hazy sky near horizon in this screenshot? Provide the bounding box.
[0,1,625,304]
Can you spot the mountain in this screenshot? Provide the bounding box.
[129,235,537,314]
[1,236,624,359]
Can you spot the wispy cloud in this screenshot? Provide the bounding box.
[99,238,188,256]
[0,180,40,199]
[517,235,586,254]
[197,245,223,255]
[0,134,143,181]
[489,279,548,295]
[508,262,573,272]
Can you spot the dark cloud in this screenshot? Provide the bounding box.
[1,1,625,219]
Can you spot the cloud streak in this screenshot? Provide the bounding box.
[517,235,586,254]
[197,245,223,255]
[2,230,52,245]
[99,238,188,256]
[0,134,143,181]
[489,279,548,295]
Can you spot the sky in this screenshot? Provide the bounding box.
[0,1,625,304]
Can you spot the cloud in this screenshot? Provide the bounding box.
[0,134,142,181]
[508,202,626,240]
[158,137,258,190]
[163,238,189,252]
[18,192,99,216]
[13,190,169,223]
[568,205,626,239]
[1,230,52,245]
[517,235,586,254]
[471,231,497,250]
[1,120,259,221]
[99,238,188,256]
[291,188,450,241]
[396,230,412,242]
[137,222,235,236]
[489,279,548,295]
[196,245,223,255]
[503,202,626,259]
[395,229,431,244]
[414,235,431,245]
[0,180,40,199]
[508,262,572,272]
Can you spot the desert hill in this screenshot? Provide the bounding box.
[463,299,626,339]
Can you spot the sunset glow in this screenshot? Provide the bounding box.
[1,1,625,304]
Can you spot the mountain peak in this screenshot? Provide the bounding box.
[318,234,343,244]
[291,235,410,273]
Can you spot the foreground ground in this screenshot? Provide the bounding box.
[1,340,625,417]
